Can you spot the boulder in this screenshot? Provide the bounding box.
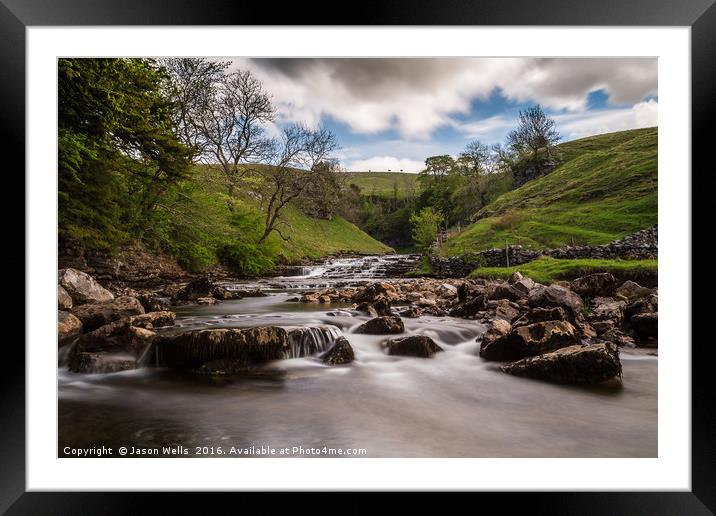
[353,282,398,303]
[196,297,217,305]
[321,337,355,365]
[174,278,234,302]
[528,284,584,315]
[570,273,617,298]
[68,352,137,374]
[601,328,636,348]
[491,282,527,302]
[383,335,443,358]
[625,294,658,318]
[589,297,626,324]
[397,306,422,318]
[154,327,290,369]
[479,318,512,348]
[71,296,145,332]
[136,294,170,313]
[512,277,536,295]
[58,268,114,305]
[479,320,580,361]
[513,306,569,328]
[355,302,378,317]
[630,312,658,340]
[494,299,521,323]
[457,281,483,303]
[437,283,458,299]
[615,280,653,303]
[75,319,140,355]
[500,342,622,385]
[449,295,487,318]
[508,271,524,284]
[129,311,176,329]
[301,293,319,303]
[354,316,405,335]
[371,296,393,316]
[58,310,82,345]
[58,285,73,310]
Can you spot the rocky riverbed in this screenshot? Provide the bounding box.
[58,257,658,457]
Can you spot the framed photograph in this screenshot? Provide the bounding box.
[6,0,712,512]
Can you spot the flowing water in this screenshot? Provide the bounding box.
[58,255,657,457]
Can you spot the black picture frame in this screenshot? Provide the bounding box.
[4,0,712,513]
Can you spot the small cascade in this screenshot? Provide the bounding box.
[137,340,157,367]
[58,338,78,368]
[285,326,342,359]
[279,254,422,281]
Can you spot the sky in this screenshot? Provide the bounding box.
[230,58,657,173]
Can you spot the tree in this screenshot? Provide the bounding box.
[457,140,490,177]
[58,58,193,248]
[164,61,276,207]
[410,207,444,251]
[506,105,561,159]
[420,155,456,184]
[257,124,339,243]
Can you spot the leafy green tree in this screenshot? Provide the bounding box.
[58,58,193,249]
[410,207,445,251]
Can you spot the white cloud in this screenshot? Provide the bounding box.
[555,100,658,139]
[347,156,425,173]
[234,58,657,139]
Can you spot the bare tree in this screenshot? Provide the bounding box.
[257,124,339,243]
[457,139,490,177]
[160,58,230,157]
[506,105,561,160]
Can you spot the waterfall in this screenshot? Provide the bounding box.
[278,254,422,280]
[58,338,79,368]
[285,326,342,359]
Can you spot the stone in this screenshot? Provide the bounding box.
[384,335,443,358]
[75,319,133,354]
[630,312,658,340]
[355,302,378,317]
[491,282,527,302]
[528,284,584,315]
[71,296,145,332]
[58,268,114,305]
[479,320,580,361]
[129,310,176,329]
[397,306,422,318]
[513,306,569,328]
[570,273,617,298]
[508,271,524,284]
[318,295,332,304]
[512,277,536,295]
[494,299,520,323]
[625,294,658,318]
[174,278,234,302]
[137,294,170,313]
[321,337,355,365]
[449,295,488,318]
[479,318,512,348]
[589,297,626,324]
[371,296,393,316]
[154,327,291,369]
[58,310,82,345]
[301,293,319,303]
[353,282,398,303]
[58,285,73,310]
[500,342,622,385]
[354,316,405,335]
[437,283,458,299]
[616,280,653,303]
[457,281,484,303]
[196,297,216,305]
[68,352,137,374]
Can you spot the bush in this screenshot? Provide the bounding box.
[217,241,276,277]
[410,207,444,251]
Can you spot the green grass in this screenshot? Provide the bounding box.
[468,256,658,284]
[405,255,434,277]
[272,204,392,261]
[342,172,419,198]
[175,165,392,266]
[441,127,657,256]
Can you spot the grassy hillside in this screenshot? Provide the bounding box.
[342,172,419,198]
[440,127,657,256]
[468,256,657,284]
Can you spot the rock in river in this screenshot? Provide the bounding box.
[384,335,443,358]
[58,285,73,310]
[321,337,355,365]
[69,352,137,374]
[58,310,82,346]
[500,342,622,385]
[58,268,114,305]
[528,284,584,315]
[354,316,405,335]
[71,296,145,332]
[479,320,580,361]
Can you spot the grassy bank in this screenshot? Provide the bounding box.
[342,172,419,198]
[468,256,658,284]
[441,127,657,256]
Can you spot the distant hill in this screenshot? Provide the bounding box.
[342,172,419,198]
[441,127,658,256]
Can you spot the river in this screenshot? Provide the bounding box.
[58,255,657,457]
